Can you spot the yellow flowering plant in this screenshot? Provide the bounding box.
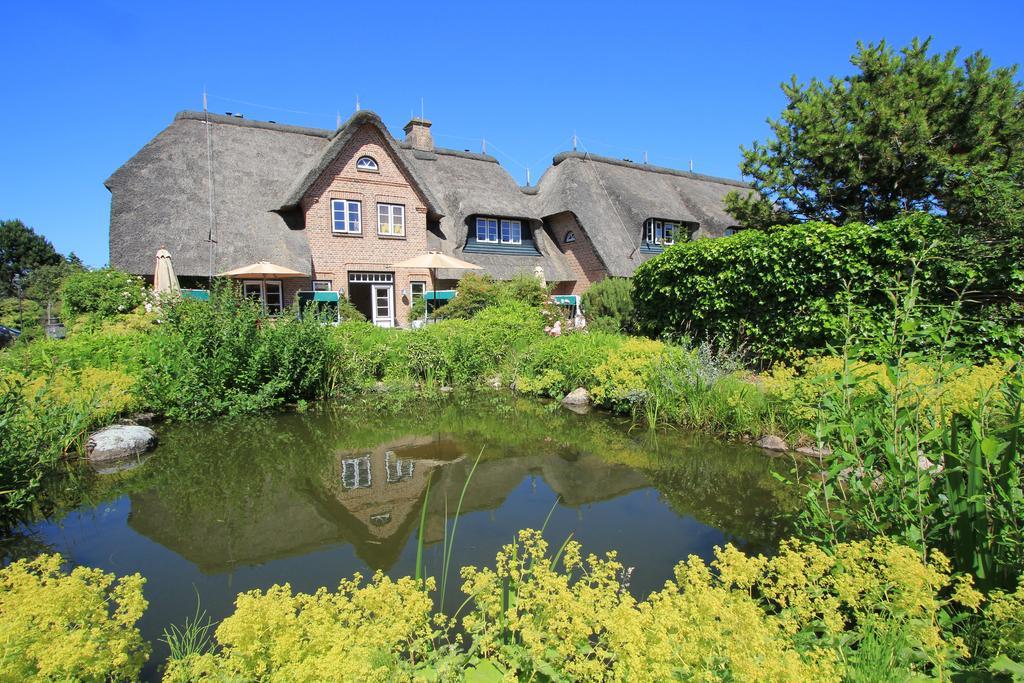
[163,573,451,683]
[0,554,149,682]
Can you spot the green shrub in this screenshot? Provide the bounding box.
[0,554,149,682]
[981,578,1024,675]
[61,268,147,320]
[0,296,44,340]
[582,277,634,334]
[514,331,624,397]
[141,284,336,419]
[435,272,549,321]
[0,375,103,525]
[632,213,1021,363]
[387,302,545,388]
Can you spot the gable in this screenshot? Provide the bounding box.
[298,124,432,210]
[279,111,442,216]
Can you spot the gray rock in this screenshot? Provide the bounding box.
[756,435,789,452]
[562,387,591,406]
[795,444,833,459]
[87,425,157,462]
[918,455,944,474]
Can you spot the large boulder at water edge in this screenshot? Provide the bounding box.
[756,434,789,452]
[87,425,157,462]
[562,387,591,407]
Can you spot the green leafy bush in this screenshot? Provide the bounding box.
[582,277,634,333]
[434,272,548,320]
[0,554,149,682]
[141,284,337,419]
[632,213,1020,363]
[61,268,147,320]
[0,375,103,525]
[514,331,623,397]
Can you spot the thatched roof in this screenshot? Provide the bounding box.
[534,152,747,277]
[107,111,326,277]
[107,111,748,283]
[399,146,574,281]
[280,110,443,215]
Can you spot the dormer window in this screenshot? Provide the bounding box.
[356,156,379,171]
[564,231,576,244]
[643,219,678,246]
[475,218,522,244]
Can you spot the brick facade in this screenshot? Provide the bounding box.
[545,212,607,296]
[300,125,432,326]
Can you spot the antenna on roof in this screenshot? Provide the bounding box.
[336,109,341,128]
[689,159,694,173]
[202,85,208,112]
[420,97,424,120]
[355,94,360,112]
[643,151,648,164]
[572,131,577,151]
[482,139,487,154]
[526,167,531,186]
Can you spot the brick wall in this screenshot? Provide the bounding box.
[301,125,432,326]
[545,212,608,296]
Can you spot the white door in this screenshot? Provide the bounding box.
[372,284,393,328]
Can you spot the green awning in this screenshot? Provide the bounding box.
[425,290,457,301]
[181,289,210,301]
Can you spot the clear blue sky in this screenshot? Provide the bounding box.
[2,0,1022,267]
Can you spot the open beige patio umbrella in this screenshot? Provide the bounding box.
[216,261,308,278]
[153,248,181,295]
[391,251,482,320]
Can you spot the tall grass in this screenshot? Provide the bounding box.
[790,271,1024,585]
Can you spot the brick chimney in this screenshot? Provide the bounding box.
[403,117,433,152]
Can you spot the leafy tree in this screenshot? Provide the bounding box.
[0,219,63,297]
[25,260,85,321]
[726,38,1024,233]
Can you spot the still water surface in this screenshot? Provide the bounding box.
[21,394,793,679]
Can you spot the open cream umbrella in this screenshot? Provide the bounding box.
[391,251,482,320]
[216,261,308,278]
[216,261,308,315]
[153,248,181,295]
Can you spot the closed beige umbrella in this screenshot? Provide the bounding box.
[392,251,482,321]
[153,249,181,295]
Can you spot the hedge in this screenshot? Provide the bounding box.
[631,213,1012,363]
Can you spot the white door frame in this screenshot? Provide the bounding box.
[372,284,393,328]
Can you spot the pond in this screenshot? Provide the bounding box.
[14,393,794,680]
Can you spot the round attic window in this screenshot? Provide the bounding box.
[564,231,577,244]
[356,156,379,171]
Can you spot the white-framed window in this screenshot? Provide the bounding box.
[341,455,371,489]
[332,199,362,234]
[500,220,522,244]
[385,451,415,483]
[356,156,379,171]
[643,219,677,245]
[476,217,499,242]
[312,280,333,291]
[377,203,406,237]
[410,281,426,301]
[242,280,283,315]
